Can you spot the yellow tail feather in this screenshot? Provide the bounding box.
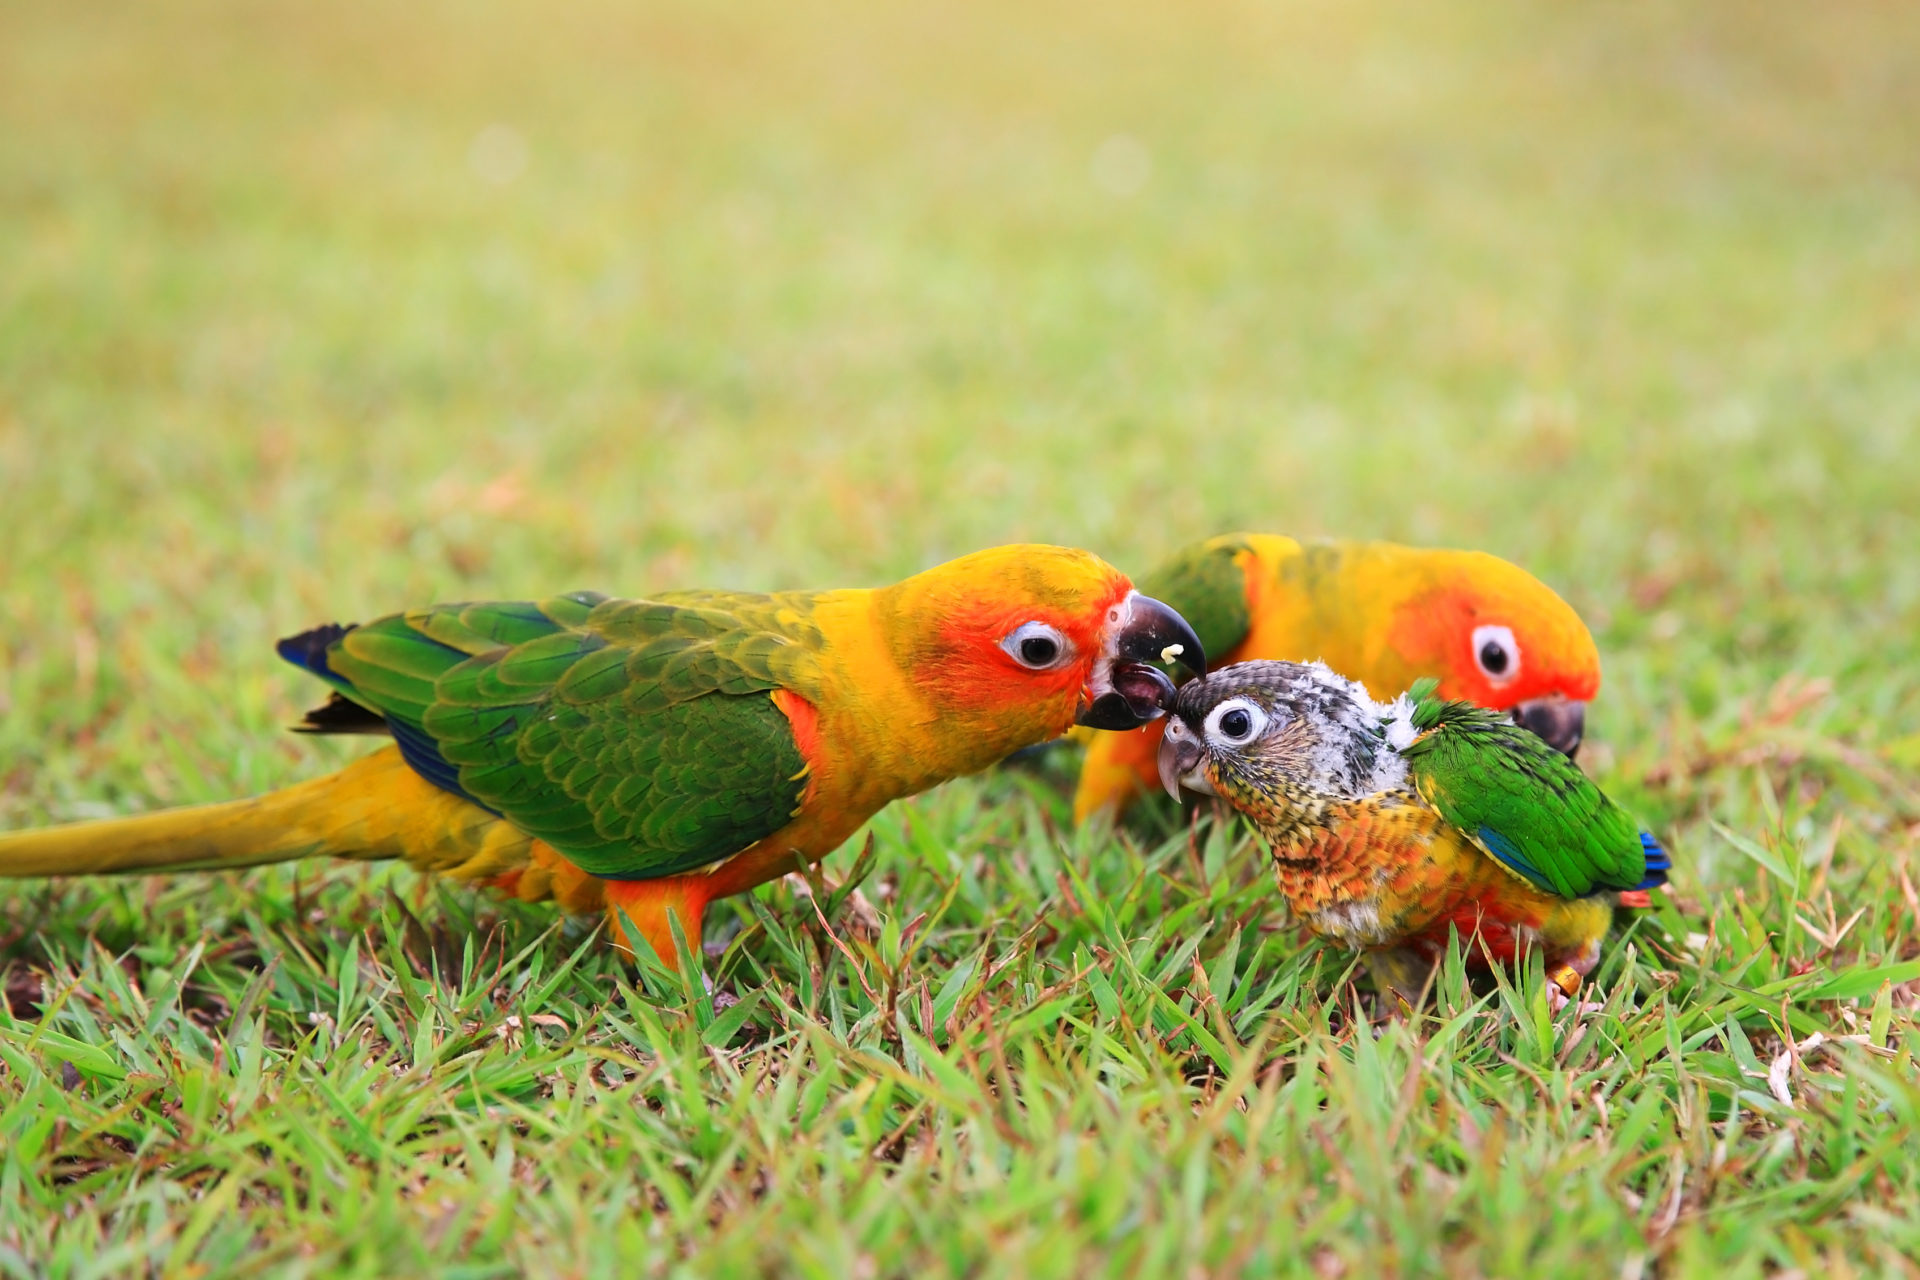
[0,745,533,882]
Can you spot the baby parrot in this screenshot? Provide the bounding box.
[1074,534,1601,824]
[0,545,1202,967]
[1157,660,1668,1002]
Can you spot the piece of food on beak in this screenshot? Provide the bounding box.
[1112,594,1206,677]
[1511,695,1585,757]
[0,542,1182,974]
[1072,533,1604,825]
[1075,594,1206,730]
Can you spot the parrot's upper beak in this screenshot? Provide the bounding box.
[1512,695,1585,757]
[1075,593,1206,731]
[1156,717,1208,801]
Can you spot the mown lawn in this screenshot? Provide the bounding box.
[3,0,1920,1273]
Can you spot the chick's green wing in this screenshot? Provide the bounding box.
[1398,693,1648,898]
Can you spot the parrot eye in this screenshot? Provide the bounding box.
[1001,621,1075,671]
[1472,624,1520,683]
[1204,697,1268,747]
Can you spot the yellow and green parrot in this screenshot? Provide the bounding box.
[0,545,1203,966]
[1073,534,1602,825]
[1157,660,1669,1003]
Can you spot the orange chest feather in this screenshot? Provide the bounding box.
[1262,797,1568,953]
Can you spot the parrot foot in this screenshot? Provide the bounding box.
[1547,990,1608,1016]
[1544,963,1604,1015]
[1364,948,1437,1014]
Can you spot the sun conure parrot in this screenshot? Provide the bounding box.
[1155,660,1669,1003]
[0,545,1203,967]
[1073,534,1601,826]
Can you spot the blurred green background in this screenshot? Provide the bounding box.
[3,0,1920,1271]
[4,0,1917,817]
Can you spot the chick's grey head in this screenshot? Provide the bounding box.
[1157,660,1395,805]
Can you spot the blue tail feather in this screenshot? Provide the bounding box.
[1632,831,1671,891]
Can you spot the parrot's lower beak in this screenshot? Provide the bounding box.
[1075,593,1206,731]
[1512,695,1585,757]
[1156,720,1208,801]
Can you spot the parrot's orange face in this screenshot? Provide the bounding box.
[1384,551,1600,755]
[880,545,1204,760]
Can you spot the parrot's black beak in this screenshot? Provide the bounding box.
[1512,695,1585,758]
[1075,594,1206,730]
[1157,720,1206,801]
[1110,594,1207,678]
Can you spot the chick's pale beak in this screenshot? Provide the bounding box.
[1157,721,1205,802]
[1074,594,1207,731]
[1512,695,1585,758]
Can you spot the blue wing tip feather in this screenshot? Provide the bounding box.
[276,618,493,813]
[276,623,355,679]
[1476,824,1547,888]
[388,718,493,811]
[1479,824,1672,896]
[1633,831,1672,891]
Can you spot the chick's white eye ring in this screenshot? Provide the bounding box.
[1000,620,1075,670]
[1471,624,1520,683]
[1204,697,1267,746]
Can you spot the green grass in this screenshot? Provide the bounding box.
[4,0,1920,1272]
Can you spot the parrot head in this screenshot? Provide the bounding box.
[1156,659,1398,811]
[877,544,1205,764]
[1370,548,1598,757]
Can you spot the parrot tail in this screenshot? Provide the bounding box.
[0,746,533,882]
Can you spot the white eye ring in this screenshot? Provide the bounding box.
[1204,697,1268,747]
[1472,624,1520,683]
[1000,620,1075,671]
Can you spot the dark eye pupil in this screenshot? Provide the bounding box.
[1020,636,1059,666]
[1480,640,1509,674]
[1221,709,1251,738]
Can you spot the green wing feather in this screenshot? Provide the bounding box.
[1397,685,1647,898]
[1136,536,1255,670]
[311,591,822,879]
